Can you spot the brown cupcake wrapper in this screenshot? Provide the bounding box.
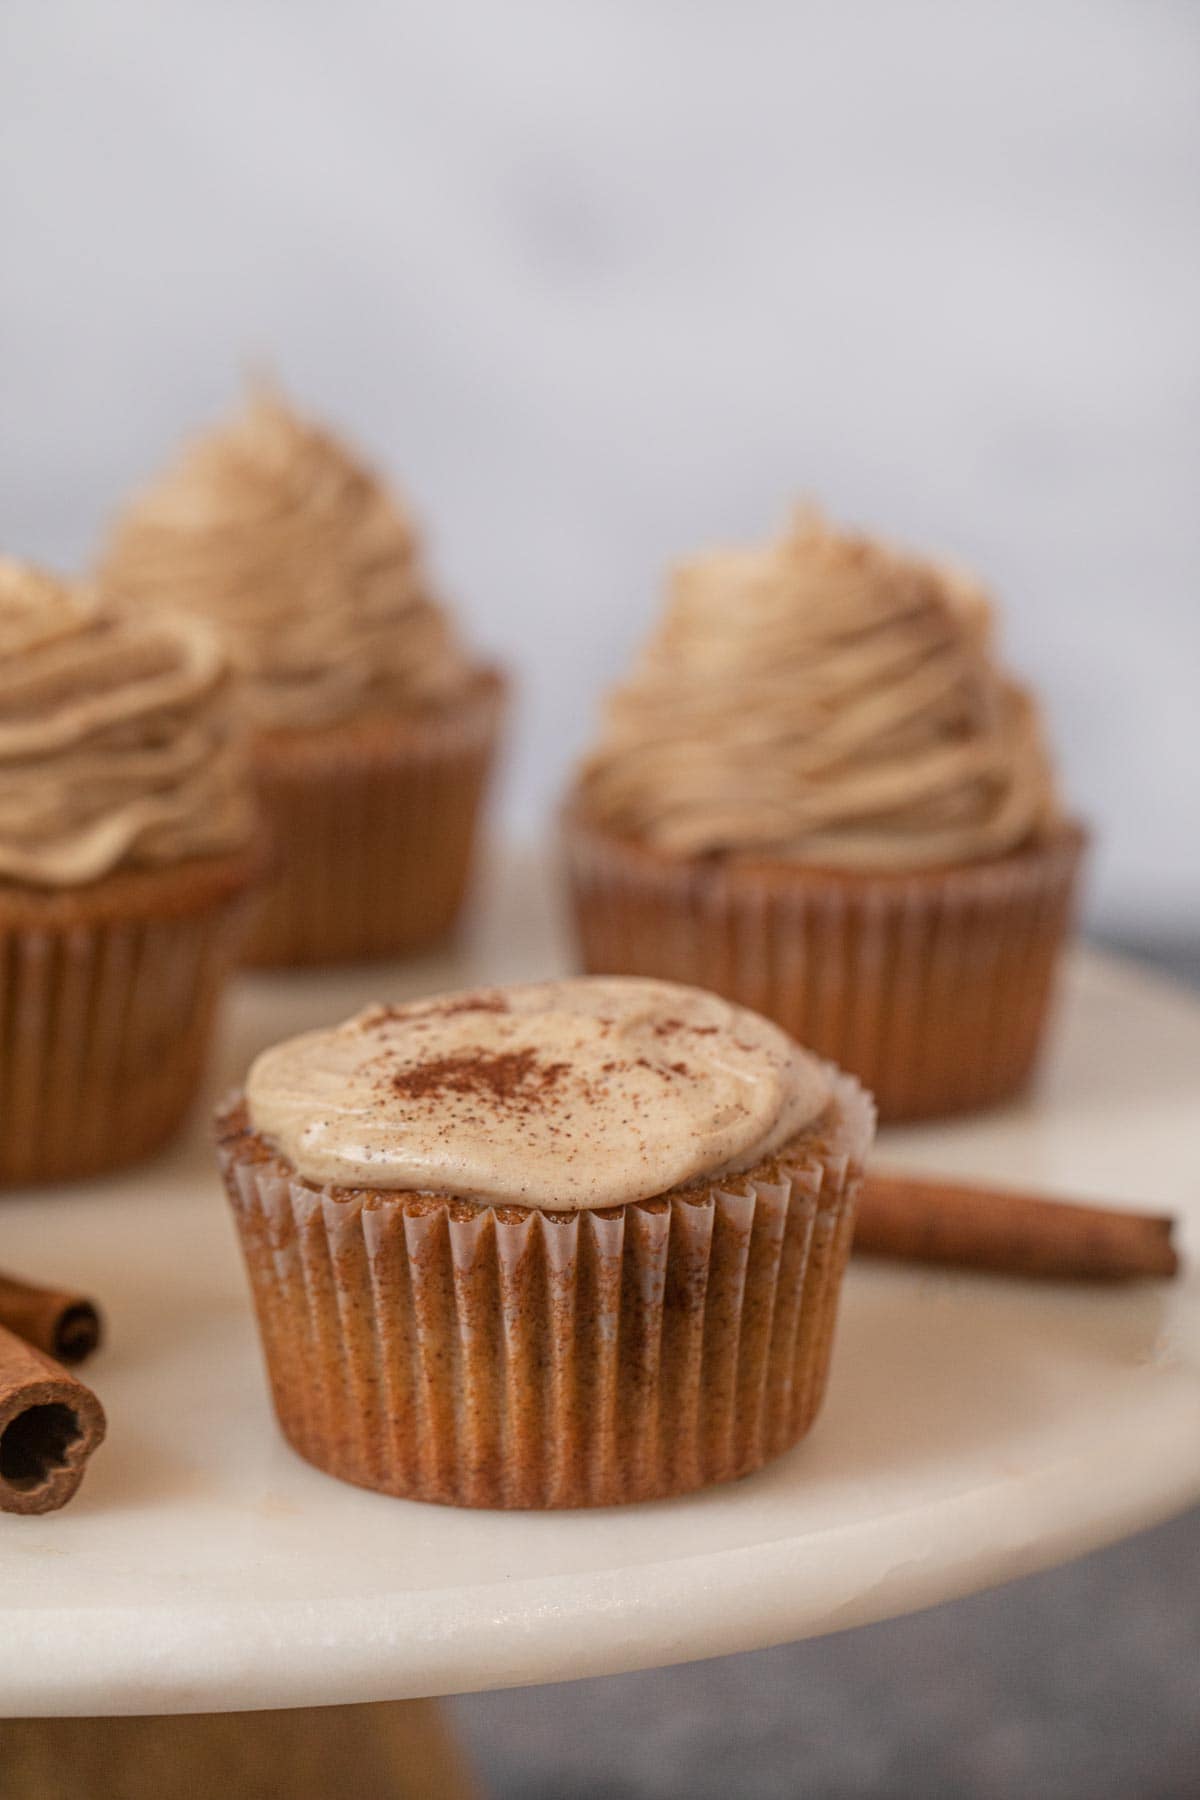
[0,848,261,1186]
[562,808,1087,1122]
[242,672,506,967]
[218,1070,873,1508]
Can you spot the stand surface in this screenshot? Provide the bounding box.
[2,851,1198,1718]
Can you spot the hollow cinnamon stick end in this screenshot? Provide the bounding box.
[0,1275,104,1365]
[0,1336,107,1516]
[51,1301,103,1366]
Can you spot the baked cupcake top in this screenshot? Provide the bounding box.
[244,976,831,1209]
[99,388,479,733]
[577,508,1059,870]
[0,559,255,887]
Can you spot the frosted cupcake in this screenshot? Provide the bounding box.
[216,977,873,1508]
[564,510,1086,1120]
[100,388,505,966]
[0,561,261,1184]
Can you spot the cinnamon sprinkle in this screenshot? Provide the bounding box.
[426,993,512,1019]
[364,993,511,1029]
[633,1055,674,1079]
[390,1046,569,1111]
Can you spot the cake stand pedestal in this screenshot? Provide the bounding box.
[0,1703,477,1799]
[1,854,1197,1793]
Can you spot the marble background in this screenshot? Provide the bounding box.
[2,0,1197,932]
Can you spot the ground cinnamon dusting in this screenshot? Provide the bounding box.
[364,994,512,1029]
[653,1018,718,1038]
[390,1047,569,1111]
[626,1054,693,1080]
[426,994,512,1019]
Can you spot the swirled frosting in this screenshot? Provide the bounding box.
[0,559,255,887]
[99,389,478,732]
[578,510,1059,869]
[244,976,831,1209]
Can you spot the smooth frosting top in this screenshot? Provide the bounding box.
[99,388,479,732]
[0,559,255,887]
[244,976,832,1209]
[577,509,1059,869]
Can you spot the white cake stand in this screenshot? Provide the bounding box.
[2,850,1198,1781]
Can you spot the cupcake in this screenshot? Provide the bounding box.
[0,560,262,1184]
[564,509,1086,1121]
[215,976,873,1508]
[100,387,505,966]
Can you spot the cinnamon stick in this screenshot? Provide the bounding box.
[0,1271,102,1365]
[0,1325,107,1515]
[855,1170,1179,1282]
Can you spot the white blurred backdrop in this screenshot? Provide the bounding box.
[2,0,1196,934]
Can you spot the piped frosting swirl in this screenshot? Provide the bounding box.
[244,976,831,1209]
[0,560,255,887]
[577,509,1058,869]
[99,389,478,732]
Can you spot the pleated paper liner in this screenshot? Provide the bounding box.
[241,668,507,967]
[216,1071,873,1509]
[562,805,1087,1122]
[0,845,263,1186]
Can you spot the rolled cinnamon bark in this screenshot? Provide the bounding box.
[0,1326,107,1515]
[855,1171,1179,1282]
[0,1272,102,1365]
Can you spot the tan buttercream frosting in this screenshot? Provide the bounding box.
[0,559,255,887]
[99,388,478,732]
[577,508,1058,870]
[244,976,832,1209]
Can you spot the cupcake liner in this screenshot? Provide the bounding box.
[562,808,1087,1122]
[217,1070,873,1508]
[0,848,261,1186]
[241,672,506,967]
